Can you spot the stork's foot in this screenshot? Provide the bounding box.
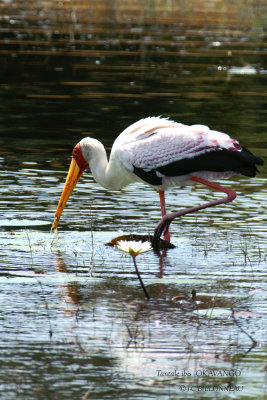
[163,230,170,243]
[152,218,172,249]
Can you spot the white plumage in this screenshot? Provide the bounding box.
[111,117,240,188]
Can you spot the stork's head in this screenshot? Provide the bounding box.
[52,141,88,230]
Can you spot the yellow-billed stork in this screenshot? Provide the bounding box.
[52,117,263,245]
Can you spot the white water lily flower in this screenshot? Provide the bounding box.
[117,240,153,256]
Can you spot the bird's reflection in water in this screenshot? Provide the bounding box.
[54,251,83,315]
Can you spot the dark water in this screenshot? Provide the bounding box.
[0,1,267,399]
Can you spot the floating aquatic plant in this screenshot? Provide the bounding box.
[117,240,152,300]
[117,240,152,256]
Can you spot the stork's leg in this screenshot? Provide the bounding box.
[152,176,237,248]
[159,190,171,242]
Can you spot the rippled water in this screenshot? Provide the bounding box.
[0,1,267,399]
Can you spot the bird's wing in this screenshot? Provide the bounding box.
[115,119,240,173]
[113,118,262,185]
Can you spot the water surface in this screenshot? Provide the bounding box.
[0,1,267,399]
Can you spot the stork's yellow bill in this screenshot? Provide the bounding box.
[52,144,88,229]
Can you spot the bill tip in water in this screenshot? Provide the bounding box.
[51,225,58,234]
[51,215,59,231]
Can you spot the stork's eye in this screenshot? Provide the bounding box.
[73,148,78,156]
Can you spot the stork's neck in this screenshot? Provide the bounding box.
[81,138,129,190]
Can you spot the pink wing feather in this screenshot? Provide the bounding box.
[114,117,240,172]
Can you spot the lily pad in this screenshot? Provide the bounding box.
[0,219,51,227]
[196,292,237,298]
[233,311,261,318]
[106,234,175,249]
[193,308,232,318]
[146,278,211,284]
[0,272,102,284]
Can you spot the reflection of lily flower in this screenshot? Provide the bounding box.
[117,240,153,257]
[117,240,152,300]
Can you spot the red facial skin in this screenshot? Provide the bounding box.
[72,143,88,179]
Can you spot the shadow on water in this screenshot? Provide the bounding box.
[0,0,267,399]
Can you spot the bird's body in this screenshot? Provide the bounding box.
[52,117,263,242]
[77,117,260,191]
